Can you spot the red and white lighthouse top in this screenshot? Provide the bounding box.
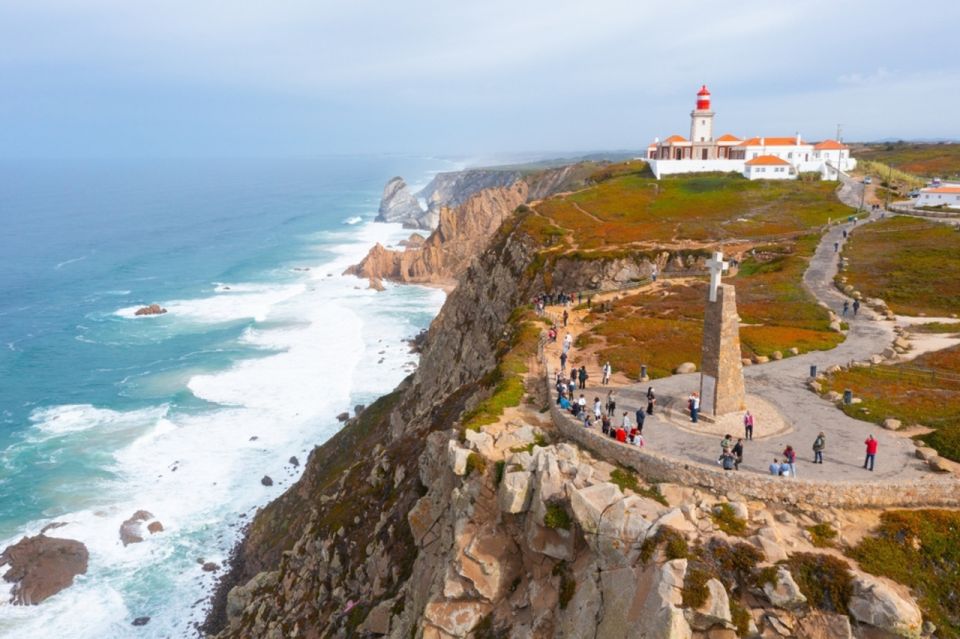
[696,85,711,111]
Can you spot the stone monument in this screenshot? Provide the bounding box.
[699,251,746,416]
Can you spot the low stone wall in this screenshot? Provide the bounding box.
[545,364,960,508]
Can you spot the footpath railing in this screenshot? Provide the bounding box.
[539,342,960,508]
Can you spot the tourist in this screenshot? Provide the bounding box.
[559,351,567,372]
[587,295,592,308]
[853,299,861,316]
[812,432,825,464]
[559,394,571,411]
[769,458,781,475]
[601,413,611,436]
[578,365,588,390]
[720,434,733,453]
[563,333,572,353]
[635,407,645,434]
[842,300,849,316]
[732,438,744,470]
[630,431,645,447]
[743,411,754,440]
[606,390,617,415]
[582,411,591,428]
[834,241,839,253]
[646,387,656,415]
[782,445,797,477]
[578,394,587,411]
[562,309,569,327]
[651,265,658,282]
[622,411,632,432]
[779,460,792,477]
[593,397,602,419]
[567,377,576,397]
[615,426,627,443]
[570,400,580,417]
[720,450,736,471]
[864,435,878,471]
[689,392,700,423]
[602,361,612,385]
[843,229,848,239]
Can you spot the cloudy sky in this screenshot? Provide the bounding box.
[1,0,957,158]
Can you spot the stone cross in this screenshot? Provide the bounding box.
[706,250,729,303]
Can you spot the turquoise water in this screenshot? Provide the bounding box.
[0,157,451,637]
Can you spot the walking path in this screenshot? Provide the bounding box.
[548,176,940,483]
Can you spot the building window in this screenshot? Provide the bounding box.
[788,152,793,159]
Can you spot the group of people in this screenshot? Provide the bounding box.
[717,434,745,471]
[842,298,861,317]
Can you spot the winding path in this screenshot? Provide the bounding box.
[553,177,936,482]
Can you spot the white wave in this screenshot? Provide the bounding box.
[342,215,363,225]
[115,283,306,323]
[54,255,88,270]
[29,404,170,438]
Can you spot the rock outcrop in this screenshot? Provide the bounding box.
[134,304,167,316]
[119,510,164,546]
[0,534,89,604]
[376,177,427,228]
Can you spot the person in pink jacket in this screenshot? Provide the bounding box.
[864,435,878,471]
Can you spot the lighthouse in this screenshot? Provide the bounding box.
[690,84,715,144]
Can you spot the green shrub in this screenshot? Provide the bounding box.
[494,460,506,486]
[730,599,752,636]
[465,453,487,477]
[807,523,838,548]
[610,467,640,493]
[544,503,572,530]
[558,573,576,609]
[681,567,711,608]
[711,503,748,536]
[640,525,688,563]
[787,553,853,614]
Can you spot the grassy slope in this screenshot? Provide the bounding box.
[841,216,960,317]
[855,142,960,179]
[823,344,960,461]
[527,165,844,378]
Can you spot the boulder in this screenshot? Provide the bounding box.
[825,391,842,402]
[849,572,923,638]
[741,358,753,367]
[423,601,490,637]
[928,456,952,473]
[498,471,533,514]
[288,456,300,467]
[763,566,807,609]
[796,611,853,639]
[132,617,151,627]
[260,475,273,486]
[754,355,770,364]
[893,337,911,350]
[789,347,800,356]
[0,534,89,605]
[569,482,622,535]
[367,277,385,292]
[752,535,788,563]
[914,447,938,461]
[882,418,902,431]
[134,304,167,316]
[359,599,393,635]
[465,430,496,458]
[202,561,219,572]
[147,521,164,534]
[771,351,783,361]
[336,412,350,422]
[447,441,471,477]
[675,362,697,374]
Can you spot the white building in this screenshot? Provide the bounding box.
[743,155,794,180]
[915,185,960,209]
[645,85,857,181]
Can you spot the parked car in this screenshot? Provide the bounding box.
[863,176,872,184]
[908,189,920,198]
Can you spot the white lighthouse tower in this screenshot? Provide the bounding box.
[689,84,717,160]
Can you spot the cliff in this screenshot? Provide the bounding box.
[376,177,428,228]
[350,163,598,287]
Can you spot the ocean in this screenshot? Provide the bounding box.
[0,156,452,637]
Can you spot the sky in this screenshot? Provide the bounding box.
[1,0,958,158]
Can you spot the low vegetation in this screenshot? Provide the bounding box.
[786,553,853,614]
[806,522,838,548]
[544,503,572,530]
[823,344,960,461]
[855,142,960,179]
[640,525,689,563]
[911,321,960,334]
[552,561,577,609]
[841,216,960,317]
[710,503,748,536]
[848,509,960,638]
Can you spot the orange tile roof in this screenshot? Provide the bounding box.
[814,140,848,150]
[924,186,960,194]
[745,155,791,166]
[716,134,741,142]
[663,135,688,144]
[737,136,805,147]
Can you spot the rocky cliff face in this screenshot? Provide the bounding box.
[346,181,528,288]
[377,177,429,228]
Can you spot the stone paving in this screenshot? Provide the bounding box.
[551,177,937,483]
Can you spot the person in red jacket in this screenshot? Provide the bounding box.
[615,427,627,443]
[864,434,878,471]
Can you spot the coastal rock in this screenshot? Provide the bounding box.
[398,233,426,248]
[375,177,426,228]
[202,562,220,572]
[686,578,731,630]
[288,456,300,467]
[368,277,385,292]
[132,617,151,627]
[0,534,89,605]
[134,304,167,316]
[120,510,162,546]
[260,475,273,487]
[763,566,807,609]
[498,471,534,514]
[336,412,350,422]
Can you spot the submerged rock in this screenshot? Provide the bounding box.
[132,616,151,626]
[120,510,163,546]
[261,476,273,487]
[134,304,167,316]
[0,534,89,605]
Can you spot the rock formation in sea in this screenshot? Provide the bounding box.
[376,177,427,228]
[0,534,89,605]
[135,304,167,316]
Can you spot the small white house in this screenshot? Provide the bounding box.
[915,185,960,209]
[743,155,795,180]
